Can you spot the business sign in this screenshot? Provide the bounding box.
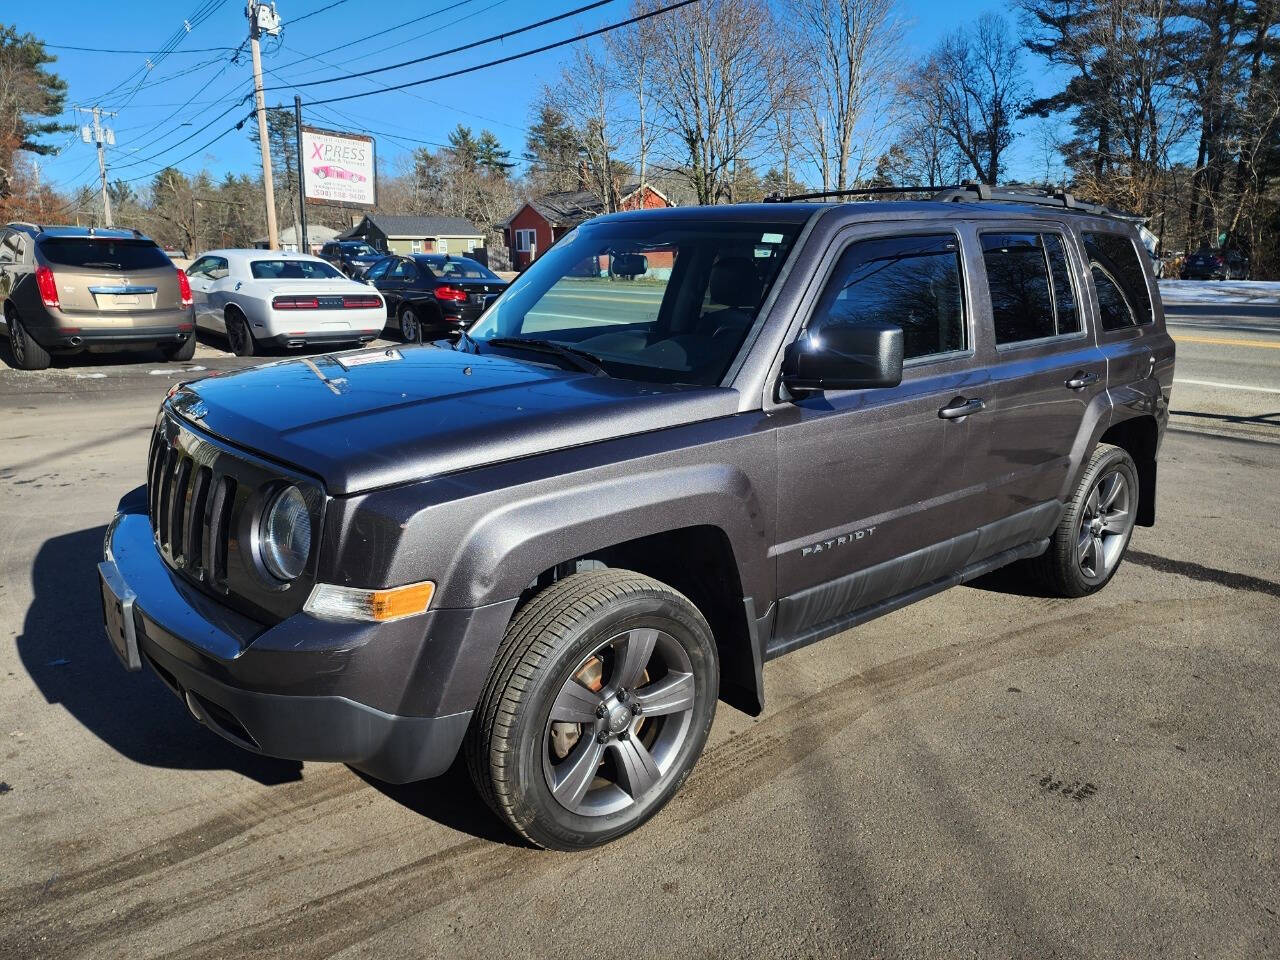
[301,126,376,208]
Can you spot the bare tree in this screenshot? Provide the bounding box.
[906,13,1027,184]
[605,17,658,195]
[640,0,783,204]
[547,46,623,210]
[789,0,905,191]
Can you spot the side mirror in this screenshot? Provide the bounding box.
[781,321,904,394]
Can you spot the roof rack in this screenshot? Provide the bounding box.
[764,181,1139,221]
[764,185,963,203]
[929,182,1135,218]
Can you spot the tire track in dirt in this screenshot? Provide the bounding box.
[2,766,361,917]
[663,595,1239,827]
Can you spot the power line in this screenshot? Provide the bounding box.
[50,0,698,196]
[262,0,616,94]
[270,0,484,76]
[43,43,239,54]
[305,0,698,108]
[289,0,353,25]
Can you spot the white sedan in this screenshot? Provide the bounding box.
[184,249,386,356]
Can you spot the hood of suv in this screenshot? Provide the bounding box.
[172,346,737,494]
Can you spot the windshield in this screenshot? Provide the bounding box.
[342,242,379,257]
[40,237,170,270]
[470,219,799,385]
[420,256,499,280]
[250,259,344,280]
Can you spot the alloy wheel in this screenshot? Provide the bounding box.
[228,315,248,355]
[1077,469,1133,583]
[10,317,25,366]
[401,309,420,343]
[542,627,696,817]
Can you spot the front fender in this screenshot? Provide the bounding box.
[318,421,777,613]
[438,462,767,608]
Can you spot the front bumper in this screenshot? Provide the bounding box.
[101,494,516,783]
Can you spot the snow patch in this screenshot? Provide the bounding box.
[1159,280,1280,305]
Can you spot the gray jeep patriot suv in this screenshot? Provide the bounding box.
[100,187,1174,849]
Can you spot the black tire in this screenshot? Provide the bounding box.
[6,309,51,371]
[161,334,196,361]
[465,569,719,850]
[1028,443,1139,598]
[226,309,256,357]
[398,306,422,344]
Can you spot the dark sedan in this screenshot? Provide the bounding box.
[1181,247,1250,280]
[365,254,507,342]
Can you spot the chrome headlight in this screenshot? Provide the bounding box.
[260,485,312,581]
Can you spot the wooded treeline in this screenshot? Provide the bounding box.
[3,2,1278,273]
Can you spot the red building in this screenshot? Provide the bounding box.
[502,183,670,270]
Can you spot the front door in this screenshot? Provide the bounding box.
[771,228,988,654]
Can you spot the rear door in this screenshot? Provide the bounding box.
[364,258,395,318]
[770,226,988,653]
[1080,227,1170,423]
[968,225,1106,541]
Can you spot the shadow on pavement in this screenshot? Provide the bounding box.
[353,759,526,848]
[17,524,302,786]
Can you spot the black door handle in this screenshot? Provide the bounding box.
[938,397,986,420]
[1065,372,1099,390]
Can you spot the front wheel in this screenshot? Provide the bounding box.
[466,570,718,850]
[1030,443,1139,597]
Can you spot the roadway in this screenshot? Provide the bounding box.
[0,292,1277,959]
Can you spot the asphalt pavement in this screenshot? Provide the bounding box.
[0,300,1277,959]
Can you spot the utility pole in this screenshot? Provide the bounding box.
[76,106,117,227]
[247,1,281,250]
[294,95,309,254]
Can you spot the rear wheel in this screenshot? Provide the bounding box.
[226,309,256,357]
[466,570,718,850]
[6,309,51,371]
[1029,443,1139,597]
[399,306,421,344]
[161,335,196,361]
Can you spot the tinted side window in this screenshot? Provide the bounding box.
[1083,231,1152,329]
[389,260,417,280]
[0,231,17,263]
[1043,234,1081,334]
[812,233,965,361]
[366,259,391,281]
[981,233,1057,344]
[1091,265,1137,330]
[186,256,214,278]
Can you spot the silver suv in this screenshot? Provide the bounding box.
[1,223,195,370]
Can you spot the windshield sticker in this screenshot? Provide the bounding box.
[335,349,403,370]
[761,232,783,244]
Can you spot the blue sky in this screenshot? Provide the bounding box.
[12,0,1059,197]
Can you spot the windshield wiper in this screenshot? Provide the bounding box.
[487,337,610,377]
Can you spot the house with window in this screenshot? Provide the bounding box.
[252,224,339,255]
[503,183,670,271]
[338,214,487,259]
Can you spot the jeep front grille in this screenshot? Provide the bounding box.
[144,409,323,625]
[147,422,237,588]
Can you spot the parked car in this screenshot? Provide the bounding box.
[1,223,194,370]
[1180,247,1249,280]
[364,253,508,342]
[100,189,1174,850]
[318,239,383,278]
[184,249,384,356]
